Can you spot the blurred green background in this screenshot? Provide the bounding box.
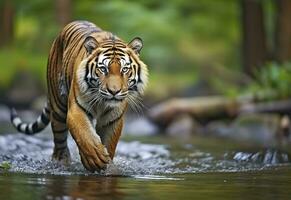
[0,0,291,106]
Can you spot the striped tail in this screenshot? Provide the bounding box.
[10,105,51,135]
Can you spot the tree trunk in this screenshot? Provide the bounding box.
[148,96,239,126]
[241,0,267,76]
[275,0,291,63]
[148,96,291,127]
[0,0,15,47]
[55,0,72,26]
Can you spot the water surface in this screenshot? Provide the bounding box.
[0,132,290,199]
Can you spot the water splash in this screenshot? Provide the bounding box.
[0,133,290,176]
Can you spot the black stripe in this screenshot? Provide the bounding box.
[103,53,114,57]
[115,52,126,56]
[16,123,23,132]
[88,63,98,86]
[75,98,93,119]
[32,122,38,132]
[66,27,79,44]
[129,79,136,87]
[65,28,81,49]
[54,145,67,151]
[129,85,138,91]
[90,63,94,78]
[55,95,68,113]
[54,137,67,144]
[94,55,100,63]
[44,107,50,114]
[137,64,142,83]
[101,57,107,65]
[85,62,90,82]
[66,26,99,49]
[49,72,67,114]
[52,112,67,124]
[102,47,122,54]
[49,45,67,113]
[41,113,50,124]
[53,128,68,133]
[25,125,30,134]
[102,51,126,57]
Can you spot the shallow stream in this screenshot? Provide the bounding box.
[0,129,290,199]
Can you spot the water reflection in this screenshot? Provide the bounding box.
[44,175,123,200]
[1,169,291,200]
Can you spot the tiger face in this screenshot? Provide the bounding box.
[77,36,148,109]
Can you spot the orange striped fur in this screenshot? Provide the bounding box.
[11,20,149,172]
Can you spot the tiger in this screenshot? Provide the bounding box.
[10,20,149,172]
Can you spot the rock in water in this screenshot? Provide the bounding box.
[165,114,201,137]
[124,116,158,136]
[231,113,281,144]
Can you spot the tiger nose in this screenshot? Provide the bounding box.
[107,88,121,96]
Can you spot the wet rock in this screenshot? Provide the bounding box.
[206,121,231,137]
[124,116,158,136]
[232,113,280,144]
[277,115,291,145]
[117,141,169,159]
[231,149,290,164]
[165,114,201,137]
[207,113,283,145]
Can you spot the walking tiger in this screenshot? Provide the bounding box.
[11,20,149,172]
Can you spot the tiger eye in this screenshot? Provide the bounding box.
[122,67,130,73]
[98,67,107,73]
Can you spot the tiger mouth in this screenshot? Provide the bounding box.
[99,89,128,102]
[107,97,123,102]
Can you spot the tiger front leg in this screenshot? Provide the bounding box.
[67,99,111,172]
[98,118,124,160]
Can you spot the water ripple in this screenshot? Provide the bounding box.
[0,133,290,176]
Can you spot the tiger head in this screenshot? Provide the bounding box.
[77,35,148,108]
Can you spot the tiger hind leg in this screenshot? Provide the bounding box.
[51,113,71,165]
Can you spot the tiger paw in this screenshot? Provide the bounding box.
[78,139,111,172]
[52,147,71,165]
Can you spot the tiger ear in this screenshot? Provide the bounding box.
[84,36,98,54]
[128,37,143,54]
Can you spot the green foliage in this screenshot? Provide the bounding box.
[0,161,11,171]
[248,62,291,99]
[0,48,46,88]
[0,0,243,96]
